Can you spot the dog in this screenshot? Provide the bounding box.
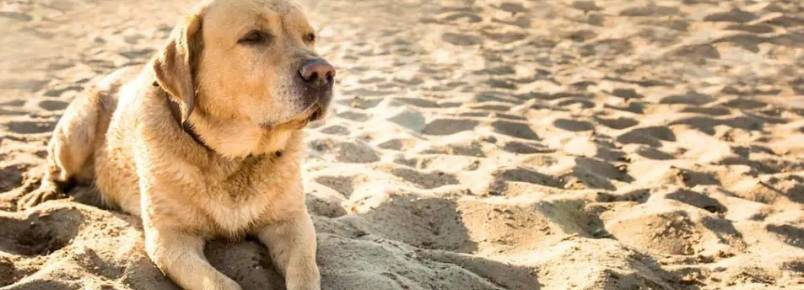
[19,0,333,289]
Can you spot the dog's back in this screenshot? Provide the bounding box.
[31,66,142,211]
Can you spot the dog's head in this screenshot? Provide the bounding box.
[153,0,334,155]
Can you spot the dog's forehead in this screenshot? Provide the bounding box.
[205,0,301,20]
[202,0,308,33]
[253,0,298,13]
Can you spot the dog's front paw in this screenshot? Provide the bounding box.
[17,182,65,210]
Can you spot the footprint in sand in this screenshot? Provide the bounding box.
[0,79,49,92]
[502,141,553,154]
[722,99,767,110]
[377,139,404,151]
[565,29,598,43]
[421,119,478,136]
[672,44,720,59]
[606,101,645,114]
[440,11,482,24]
[44,86,83,98]
[554,98,595,109]
[485,79,517,90]
[460,111,490,118]
[421,141,485,157]
[391,168,458,189]
[725,24,774,34]
[492,120,538,140]
[395,98,440,108]
[496,2,527,14]
[553,119,594,132]
[0,12,33,22]
[595,116,638,130]
[619,4,680,17]
[315,176,354,198]
[0,100,25,107]
[596,189,651,203]
[680,106,731,116]
[356,76,385,85]
[0,108,27,116]
[0,208,82,257]
[336,142,379,163]
[492,168,565,191]
[475,65,515,76]
[570,157,633,190]
[481,31,527,44]
[0,165,24,192]
[666,166,721,187]
[571,1,601,12]
[319,125,350,136]
[455,199,602,254]
[356,196,473,252]
[580,38,632,57]
[669,116,763,135]
[471,104,510,112]
[336,110,369,122]
[388,109,426,132]
[660,92,715,106]
[5,121,55,134]
[340,96,383,109]
[713,34,767,52]
[636,147,675,160]
[0,258,19,287]
[441,33,483,46]
[766,225,804,249]
[704,9,757,23]
[764,14,804,28]
[666,189,727,214]
[38,100,69,111]
[119,48,156,61]
[203,240,284,289]
[616,126,676,147]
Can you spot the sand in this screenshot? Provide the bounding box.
[0,0,802,289]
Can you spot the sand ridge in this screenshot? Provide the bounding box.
[0,0,803,289]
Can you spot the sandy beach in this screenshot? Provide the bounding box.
[0,0,802,289]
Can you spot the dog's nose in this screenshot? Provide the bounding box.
[299,59,335,86]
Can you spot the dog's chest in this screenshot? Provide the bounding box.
[203,194,268,234]
[197,155,283,235]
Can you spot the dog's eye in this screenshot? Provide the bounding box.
[239,30,271,45]
[304,33,315,43]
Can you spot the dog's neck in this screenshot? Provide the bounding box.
[166,97,213,152]
[154,80,296,160]
[183,107,297,159]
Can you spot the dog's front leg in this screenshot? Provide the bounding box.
[257,211,320,290]
[144,227,242,290]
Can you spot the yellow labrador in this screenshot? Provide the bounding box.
[21,0,333,289]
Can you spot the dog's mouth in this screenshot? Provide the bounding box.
[307,104,324,121]
[299,102,325,122]
[260,103,324,130]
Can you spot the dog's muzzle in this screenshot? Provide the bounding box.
[298,58,335,120]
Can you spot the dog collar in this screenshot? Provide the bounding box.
[152,80,214,153]
[165,96,215,153]
[156,82,283,160]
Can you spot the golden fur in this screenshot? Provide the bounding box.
[20,0,331,289]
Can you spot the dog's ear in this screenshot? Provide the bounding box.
[153,13,203,125]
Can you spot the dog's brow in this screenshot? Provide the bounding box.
[255,11,281,30]
[237,14,275,36]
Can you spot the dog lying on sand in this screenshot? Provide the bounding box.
[20,0,333,289]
